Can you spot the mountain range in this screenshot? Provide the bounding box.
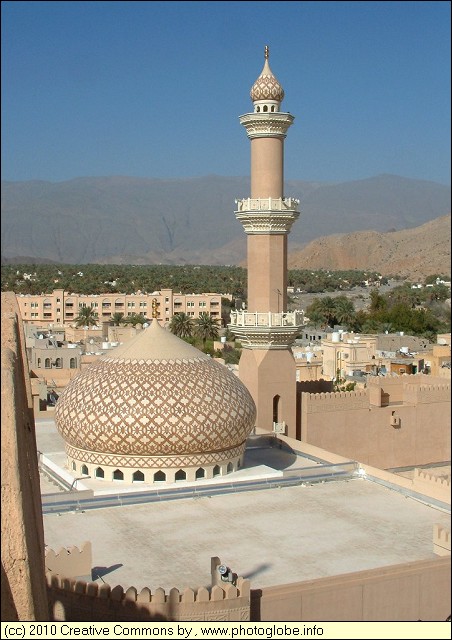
[1,174,450,275]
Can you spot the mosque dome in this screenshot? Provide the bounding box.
[250,46,285,104]
[54,320,256,483]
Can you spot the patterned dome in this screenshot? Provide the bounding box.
[55,321,256,463]
[250,47,284,103]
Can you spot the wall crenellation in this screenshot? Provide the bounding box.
[414,469,451,488]
[46,570,251,621]
[46,572,249,603]
[302,389,369,413]
[404,382,450,404]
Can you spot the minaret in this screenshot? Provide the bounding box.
[229,47,303,438]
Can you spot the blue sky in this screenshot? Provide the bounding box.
[1,1,451,185]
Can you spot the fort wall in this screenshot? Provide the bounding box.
[300,379,450,468]
[1,292,48,621]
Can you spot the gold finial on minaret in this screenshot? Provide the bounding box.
[151,298,158,319]
[264,45,269,60]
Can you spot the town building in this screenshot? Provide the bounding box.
[15,288,231,326]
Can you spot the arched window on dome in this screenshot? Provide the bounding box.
[175,469,186,481]
[263,105,268,112]
[95,467,104,479]
[37,358,41,368]
[70,358,76,369]
[81,464,89,475]
[154,471,166,482]
[45,358,51,369]
[213,465,221,477]
[133,470,145,482]
[237,459,241,469]
[271,106,275,112]
[55,358,62,368]
[72,461,76,471]
[256,106,260,112]
[113,469,124,481]
[227,462,233,474]
[195,468,205,480]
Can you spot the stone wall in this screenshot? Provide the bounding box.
[1,292,48,621]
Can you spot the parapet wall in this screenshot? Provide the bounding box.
[252,557,451,621]
[413,469,451,503]
[403,382,451,405]
[301,389,369,413]
[46,574,250,622]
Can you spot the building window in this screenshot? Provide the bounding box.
[195,468,205,480]
[72,462,76,471]
[154,471,166,482]
[55,358,62,368]
[37,358,41,368]
[175,469,186,481]
[133,470,145,482]
[227,462,233,474]
[81,464,89,475]
[95,467,104,479]
[45,358,51,369]
[70,358,76,369]
[213,465,221,477]
[113,469,124,481]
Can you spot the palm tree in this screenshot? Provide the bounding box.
[169,312,194,339]
[194,312,219,350]
[334,297,356,329]
[74,305,98,327]
[111,312,124,326]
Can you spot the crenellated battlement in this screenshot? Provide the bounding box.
[45,542,92,580]
[46,570,250,622]
[413,468,451,505]
[433,524,451,557]
[404,382,451,405]
[302,389,369,413]
[414,468,451,487]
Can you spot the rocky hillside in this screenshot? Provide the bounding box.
[1,174,450,265]
[288,215,451,280]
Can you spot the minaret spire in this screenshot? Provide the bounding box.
[264,44,269,59]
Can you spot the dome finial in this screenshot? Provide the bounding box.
[264,45,269,60]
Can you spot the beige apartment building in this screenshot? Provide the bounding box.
[15,288,231,326]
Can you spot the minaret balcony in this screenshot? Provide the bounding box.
[239,112,294,139]
[228,310,305,350]
[235,197,300,235]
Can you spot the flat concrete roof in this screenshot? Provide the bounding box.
[37,417,450,592]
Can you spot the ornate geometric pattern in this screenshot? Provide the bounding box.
[65,441,247,468]
[250,62,284,102]
[55,356,256,458]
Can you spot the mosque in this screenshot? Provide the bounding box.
[2,48,450,623]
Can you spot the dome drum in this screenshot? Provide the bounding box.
[67,442,246,484]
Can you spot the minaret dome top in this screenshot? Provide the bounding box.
[250,46,285,108]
